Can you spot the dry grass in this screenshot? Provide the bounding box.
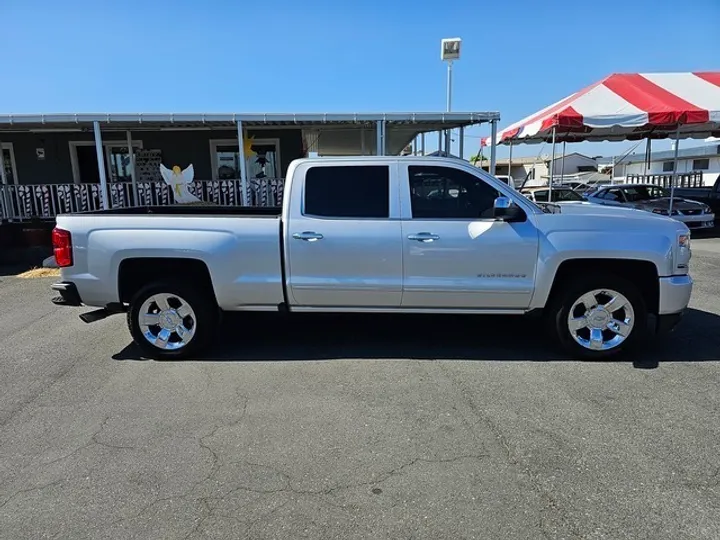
[16,267,61,279]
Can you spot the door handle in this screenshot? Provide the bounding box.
[407,232,440,242]
[292,231,324,242]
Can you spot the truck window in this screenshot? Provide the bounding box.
[408,165,499,219]
[304,165,390,218]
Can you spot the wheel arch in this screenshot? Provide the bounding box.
[545,258,659,316]
[118,257,218,306]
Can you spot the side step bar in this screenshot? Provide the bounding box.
[79,303,126,324]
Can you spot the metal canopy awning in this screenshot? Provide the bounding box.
[0,111,499,157]
[0,111,498,129]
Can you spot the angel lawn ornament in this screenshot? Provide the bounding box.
[160,163,201,204]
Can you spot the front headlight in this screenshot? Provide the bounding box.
[652,208,669,215]
[679,233,691,249]
[703,205,712,214]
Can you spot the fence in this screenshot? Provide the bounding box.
[0,178,285,222]
[624,172,704,188]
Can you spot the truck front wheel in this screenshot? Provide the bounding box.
[127,281,218,359]
[547,275,648,359]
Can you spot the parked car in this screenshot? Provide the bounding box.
[672,174,720,215]
[520,186,587,203]
[494,175,516,188]
[560,180,611,194]
[585,183,715,230]
[51,157,692,360]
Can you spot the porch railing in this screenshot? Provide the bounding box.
[0,178,284,222]
[625,172,704,188]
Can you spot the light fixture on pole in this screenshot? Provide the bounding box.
[441,37,461,156]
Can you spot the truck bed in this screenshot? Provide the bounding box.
[74,205,281,217]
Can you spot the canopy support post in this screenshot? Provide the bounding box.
[489,119,497,176]
[560,141,566,184]
[458,127,464,160]
[237,120,248,206]
[669,125,681,214]
[376,120,385,156]
[548,126,557,202]
[0,139,10,220]
[421,133,425,156]
[126,130,139,206]
[93,121,110,210]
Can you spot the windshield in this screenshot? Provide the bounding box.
[532,189,585,202]
[623,185,668,202]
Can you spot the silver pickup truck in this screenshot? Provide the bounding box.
[51,157,693,359]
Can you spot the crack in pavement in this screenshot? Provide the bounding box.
[435,361,586,540]
[0,360,78,430]
[0,479,64,511]
[87,392,251,535]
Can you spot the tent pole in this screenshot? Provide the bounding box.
[508,141,513,186]
[644,138,651,176]
[489,119,497,176]
[560,141,566,184]
[421,133,425,156]
[669,125,680,214]
[548,126,557,202]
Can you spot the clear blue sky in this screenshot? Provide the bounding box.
[1,0,718,160]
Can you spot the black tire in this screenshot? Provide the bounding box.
[127,280,218,360]
[546,274,648,359]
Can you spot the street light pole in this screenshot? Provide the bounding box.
[441,38,461,157]
[446,60,453,112]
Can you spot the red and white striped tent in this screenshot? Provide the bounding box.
[482,72,720,146]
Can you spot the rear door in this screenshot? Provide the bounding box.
[285,162,403,307]
[400,163,539,310]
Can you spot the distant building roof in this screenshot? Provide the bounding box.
[476,152,596,166]
[606,143,720,165]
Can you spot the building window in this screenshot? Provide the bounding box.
[69,141,143,184]
[692,158,710,171]
[210,139,280,181]
[662,161,675,173]
[304,165,389,218]
[0,144,18,184]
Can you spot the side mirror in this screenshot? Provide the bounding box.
[493,196,525,222]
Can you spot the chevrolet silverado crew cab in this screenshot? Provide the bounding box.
[50,157,693,360]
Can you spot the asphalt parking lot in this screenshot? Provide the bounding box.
[0,239,719,540]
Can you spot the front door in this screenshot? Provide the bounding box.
[400,164,539,310]
[286,163,403,308]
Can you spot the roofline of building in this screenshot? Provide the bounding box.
[0,111,500,130]
[620,143,720,164]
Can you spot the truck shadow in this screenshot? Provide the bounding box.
[112,307,720,367]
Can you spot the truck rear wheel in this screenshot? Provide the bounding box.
[547,274,648,359]
[127,281,217,359]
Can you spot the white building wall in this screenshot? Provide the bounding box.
[624,156,720,186]
[549,154,597,174]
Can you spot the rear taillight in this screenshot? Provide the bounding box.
[52,228,73,267]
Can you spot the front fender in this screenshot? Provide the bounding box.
[529,228,674,310]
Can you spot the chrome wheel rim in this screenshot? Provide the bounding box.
[567,289,635,351]
[138,293,196,350]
